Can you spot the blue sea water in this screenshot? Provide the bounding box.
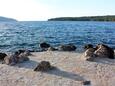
[0,21,115,52]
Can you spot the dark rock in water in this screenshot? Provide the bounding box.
[82,81,91,85]
[84,48,96,61]
[58,44,76,51]
[39,42,50,51]
[34,61,53,71]
[84,44,93,50]
[94,44,114,59]
[0,53,7,61]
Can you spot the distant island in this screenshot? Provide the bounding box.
[0,16,17,22]
[48,15,115,21]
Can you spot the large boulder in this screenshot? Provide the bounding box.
[39,42,50,51]
[34,61,53,71]
[84,48,96,61]
[0,53,7,61]
[94,44,114,59]
[58,44,76,51]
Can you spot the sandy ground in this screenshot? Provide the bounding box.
[0,51,115,86]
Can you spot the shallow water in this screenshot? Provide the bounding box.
[0,21,115,52]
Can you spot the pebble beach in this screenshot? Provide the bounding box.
[0,51,115,86]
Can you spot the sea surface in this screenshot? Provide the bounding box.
[0,21,115,52]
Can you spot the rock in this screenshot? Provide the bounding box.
[82,81,91,85]
[17,49,31,56]
[23,50,31,56]
[34,61,53,71]
[94,44,114,59]
[17,50,25,54]
[4,51,30,65]
[4,54,19,65]
[47,47,57,51]
[18,53,29,63]
[58,44,76,51]
[39,42,50,51]
[0,53,7,61]
[84,48,96,61]
[84,44,93,50]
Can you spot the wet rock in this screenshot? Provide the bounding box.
[58,44,76,51]
[84,44,93,50]
[34,61,53,71]
[0,53,7,61]
[39,42,50,51]
[94,44,114,59]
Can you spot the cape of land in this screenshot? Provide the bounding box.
[48,15,115,21]
[0,16,17,22]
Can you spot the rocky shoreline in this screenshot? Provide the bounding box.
[0,43,115,86]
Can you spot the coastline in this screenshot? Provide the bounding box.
[0,51,115,86]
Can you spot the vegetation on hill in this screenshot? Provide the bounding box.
[48,15,115,21]
[0,16,17,22]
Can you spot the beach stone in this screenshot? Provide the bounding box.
[18,53,29,63]
[0,53,7,61]
[4,51,30,65]
[39,42,50,51]
[84,48,96,61]
[17,49,31,56]
[4,54,19,65]
[84,44,93,50]
[82,81,91,85]
[58,44,76,51]
[94,44,114,59]
[34,61,53,71]
[47,47,57,51]
[17,50,25,54]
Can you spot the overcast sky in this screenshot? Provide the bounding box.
[0,0,115,21]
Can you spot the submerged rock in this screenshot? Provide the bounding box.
[94,44,114,59]
[58,44,76,51]
[34,61,54,71]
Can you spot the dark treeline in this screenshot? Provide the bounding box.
[48,15,115,21]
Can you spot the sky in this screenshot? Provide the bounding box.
[0,0,115,21]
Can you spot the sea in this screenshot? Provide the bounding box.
[0,21,115,52]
